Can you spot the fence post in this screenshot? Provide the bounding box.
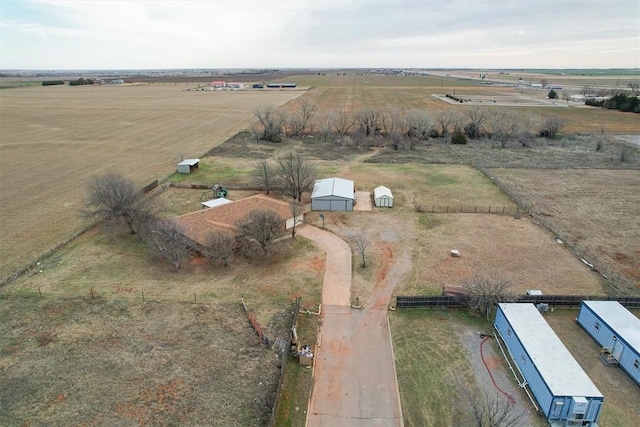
[474,206,477,213]
[142,291,145,303]
[488,206,491,214]
[38,287,42,297]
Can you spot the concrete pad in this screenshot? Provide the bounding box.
[354,191,372,211]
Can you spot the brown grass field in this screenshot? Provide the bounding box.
[489,168,640,290]
[0,83,302,280]
[1,72,639,425]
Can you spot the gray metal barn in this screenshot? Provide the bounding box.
[577,301,640,385]
[311,178,354,211]
[494,303,603,426]
[374,186,393,207]
[177,158,200,174]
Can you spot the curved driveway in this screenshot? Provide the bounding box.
[298,225,405,427]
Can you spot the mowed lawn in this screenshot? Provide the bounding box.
[0,84,302,280]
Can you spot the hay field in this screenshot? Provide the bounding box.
[0,84,302,280]
[489,168,640,291]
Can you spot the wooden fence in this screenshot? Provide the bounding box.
[269,297,301,427]
[395,294,640,309]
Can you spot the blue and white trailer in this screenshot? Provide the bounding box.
[495,303,603,426]
[577,300,640,385]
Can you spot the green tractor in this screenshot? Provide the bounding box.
[213,184,228,199]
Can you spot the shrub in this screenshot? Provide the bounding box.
[548,89,558,99]
[451,130,467,145]
[42,80,64,86]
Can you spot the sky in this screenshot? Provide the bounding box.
[1,0,639,70]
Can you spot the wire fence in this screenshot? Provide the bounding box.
[395,294,640,309]
[474,165,639,295]
[414,205,522,215]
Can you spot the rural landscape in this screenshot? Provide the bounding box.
[1,69,639,427]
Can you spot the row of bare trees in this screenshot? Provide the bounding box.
[254,102,566,148]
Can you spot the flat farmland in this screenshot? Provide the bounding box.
[489,168,640,290]
[287,74,640,134]
[0,84,302,280]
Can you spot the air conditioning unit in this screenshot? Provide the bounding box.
[569,396,588,421]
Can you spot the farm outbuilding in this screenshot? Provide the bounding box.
[177,159,200,174]
[311,178,354,211]
[494,303,603,426]
[374,186,393,207]
[577,301,640,385]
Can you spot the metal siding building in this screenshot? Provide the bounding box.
[177,158,200,174]
[577,301,640,385]
[374,186,393,208]
[495,303,603,425]
[311,178,354,211]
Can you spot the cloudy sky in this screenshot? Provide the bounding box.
[1,0,639,70]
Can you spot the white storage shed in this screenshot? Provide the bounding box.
[577,301,640,385]
[177,158,200,174]
[374,186,393,208]
[494,303,603,425]
[311,178,354,211]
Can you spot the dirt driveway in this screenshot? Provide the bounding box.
[300,225,407,427]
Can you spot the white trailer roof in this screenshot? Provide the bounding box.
[374,186,393,199]
[583,301,640,351]
[201,198,233,209]
[311,178,354,199]
[498,303,603,398]
[178,158,200,166]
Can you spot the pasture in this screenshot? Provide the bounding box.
[489,168,640,290]
[0,83,301,280]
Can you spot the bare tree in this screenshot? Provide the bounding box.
[435,109,454,138]
[289,201,305,238]
[355,108,383,137]
[145,218,189,271]
[83,172,153,235]
[539,79,548,89]
[514,114,537,147]
[316,111,335,141]
[253,105,286,142]
[629,82,639,95]
[464,106,488,139]
[352,233,372,268]
[454,376,525,427]
[287,98,317,137]
[490,111,518,147]
[277,152,316,202]
[463,278,514,320]
[203,230,235,267]
[253,159,278,195]
[561,92,571,103]
[539,115,566,139]
[331,110,357,136]
[235,209,285,256]
[404,109,432,143]
[383,106,406,136]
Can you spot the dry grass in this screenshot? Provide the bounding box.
[0,295,282,426]
[489,169,640,290]
[0,84,302,280]
[545,308,640,427]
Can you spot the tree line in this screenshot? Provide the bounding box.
[252,100,567,149]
